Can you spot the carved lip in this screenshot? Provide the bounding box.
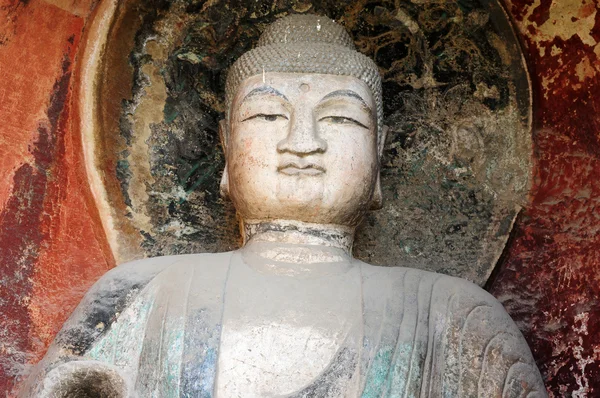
[277,163,325,176]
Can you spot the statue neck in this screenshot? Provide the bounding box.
[242,220,355,255]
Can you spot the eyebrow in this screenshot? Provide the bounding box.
[242,86,290,103]
[319,89,372,113]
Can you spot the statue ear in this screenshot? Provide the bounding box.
[220,167,230,199]
[219,119,228,154]
[379,125,389,158]
[370,125,389,210]
[219,119,230,199]
[370,175,383,210]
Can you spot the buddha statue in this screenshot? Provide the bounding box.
[20,14,546,398]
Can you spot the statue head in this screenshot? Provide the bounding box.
[220,15,385,229]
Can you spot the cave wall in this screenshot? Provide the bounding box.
[487,0,600,394]
[0,0,114,394]
[0,0,598,396]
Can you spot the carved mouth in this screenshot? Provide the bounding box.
[277,163,326,176]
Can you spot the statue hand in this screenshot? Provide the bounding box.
[36,360,133,398]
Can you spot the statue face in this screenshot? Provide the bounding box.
[224,72,379,227]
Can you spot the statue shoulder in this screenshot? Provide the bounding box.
[53,252,234,355]
[19,252,234,397]
[358,260,503,308]
[357,262,530,347]
[427,272,504,308]
[357,262,546,396]
[96,250,233,289]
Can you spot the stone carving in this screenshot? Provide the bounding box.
[20,15,545,397]
[91,0,532,286]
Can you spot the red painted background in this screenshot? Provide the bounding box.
[0,0,598,396]
[0,1,114,395]
[487,0,600,395]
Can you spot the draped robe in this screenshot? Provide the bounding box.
[21,246,546,397]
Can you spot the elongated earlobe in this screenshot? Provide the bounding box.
[219,119,228,153]
[370,125,389,210]
[370,174,383,210]
[220,165,230,199]
[219,120,230,199]
[379,125,389,158]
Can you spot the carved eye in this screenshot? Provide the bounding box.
[320,116,368,129]
[243,114,288,122]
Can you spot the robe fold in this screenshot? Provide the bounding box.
[21,251,546,397]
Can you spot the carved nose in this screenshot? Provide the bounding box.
[277,111,327,156]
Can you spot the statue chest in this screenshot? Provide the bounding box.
[216,255,364,397]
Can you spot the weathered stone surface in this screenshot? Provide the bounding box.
[1,0,599,396]
[0,1,113,395]
[487,0,600,395]
[92,0,532,286]
[21,247,546,397]
[20,14,545,397]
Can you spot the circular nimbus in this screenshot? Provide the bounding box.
[83,0,531,286]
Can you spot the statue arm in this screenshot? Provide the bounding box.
[18,256,178,397]
[447,278,548,398]
[360,267,547,397]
